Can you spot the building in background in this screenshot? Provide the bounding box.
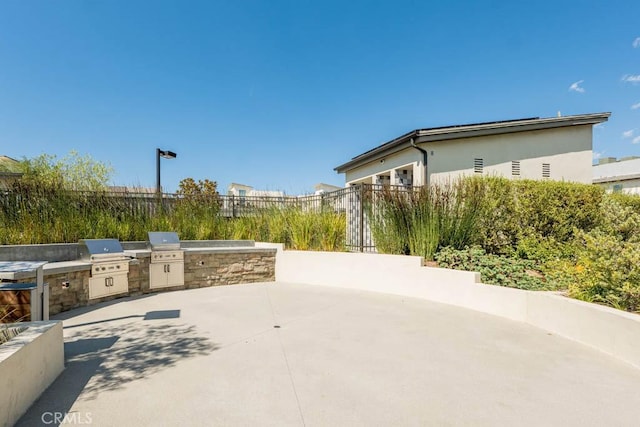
[313,183,342,195]
[593,156,640,194]
[334,113,610,187]
[0,155,23,190]
[227,183,285,198]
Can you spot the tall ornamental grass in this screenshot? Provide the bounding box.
[0,184,345,252]
[366,179,485,260]
[230,206,346,251]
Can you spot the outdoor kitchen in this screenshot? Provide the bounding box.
[0,238,276,319]
[79,238,130,300]
[147,232,185,289]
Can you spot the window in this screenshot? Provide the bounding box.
[511,161,520,176]
[542,163,550,178]
[376,174,391,186]
[473,158,483,174]
[237,189,247,207]
[395,168,413,187]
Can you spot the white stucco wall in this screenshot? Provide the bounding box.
[259,245,640,369]
[227,184,253,196]
[593,158,640,194]
[595,179,640,195]
[0,321,64,427]
[345,149,422,185]
[428,125,592,184]
[344,125,593,185]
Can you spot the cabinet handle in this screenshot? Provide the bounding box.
[167,264,170,273]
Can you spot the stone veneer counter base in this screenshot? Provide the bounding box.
[1,242,276,317]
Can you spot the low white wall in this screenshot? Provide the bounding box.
[264,246,640,369]
[526,292,640,368]
[0,321,64,427]
[274,249,529,322]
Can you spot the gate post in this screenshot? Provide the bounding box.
[359,184,365,252]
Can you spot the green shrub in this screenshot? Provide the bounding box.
[598,195,640,243]
[435,246,556,291]
[513,179,603,243]
[475,178,604,257]
[515,235,577,263]
[474,177,519,255]
[607,191,640,214]
[547,230,640,312]
[544,197,640,312]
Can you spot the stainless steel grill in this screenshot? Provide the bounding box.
[79,239,128,262]
[79,239,130,299]
[147,232,185,289]
[148,232,181,251]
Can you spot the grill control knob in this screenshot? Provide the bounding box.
[116,265,120,269]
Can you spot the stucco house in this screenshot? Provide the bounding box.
[334,113,610,187]
[0,155,22,190]
[227,183,285,198]
[313,183,342,195]
[593,156,640,194]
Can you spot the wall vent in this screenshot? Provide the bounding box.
[542,163,551,178]
[473,158,483,174]
[511,161,521,176]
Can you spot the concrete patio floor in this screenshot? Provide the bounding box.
[18,282,640,426]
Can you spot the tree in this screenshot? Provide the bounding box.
[19,150,113,191]
[176,178,220,199]
[176,178,221,212]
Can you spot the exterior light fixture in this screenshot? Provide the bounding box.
[156,148,177,194]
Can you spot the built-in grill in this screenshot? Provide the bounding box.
[79,239,130,299]
[147,232,185,289]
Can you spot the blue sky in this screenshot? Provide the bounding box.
[1,1,639,194]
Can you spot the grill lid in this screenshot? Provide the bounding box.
[78,239,125,261]
[148,231,181,250]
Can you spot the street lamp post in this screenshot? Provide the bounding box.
[156,148,177,195]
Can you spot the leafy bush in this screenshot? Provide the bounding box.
[434,246,556,291]
[474,177,519,255]
[515,235,577,264]
[544,197,640,312]
[514,179,603,242]
[19,151,113,191]
[476,177,604,256]
[547,230,640,312]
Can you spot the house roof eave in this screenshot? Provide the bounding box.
[334,112,610,174]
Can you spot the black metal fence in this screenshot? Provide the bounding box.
[0,185,388,252]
